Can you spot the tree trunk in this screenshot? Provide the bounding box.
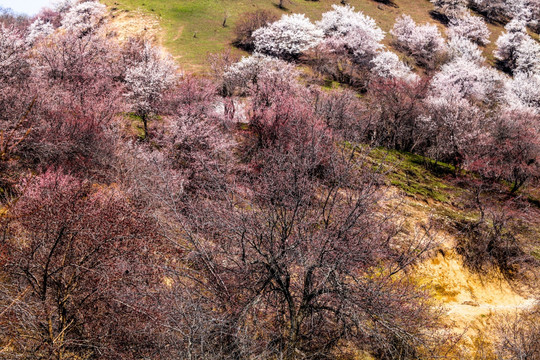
[142,113,148,140]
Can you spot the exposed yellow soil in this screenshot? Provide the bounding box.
[384,186,538,355]
[418,247,536,328]
[107,9,161,42]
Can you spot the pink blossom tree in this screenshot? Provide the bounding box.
[467,109,540,193]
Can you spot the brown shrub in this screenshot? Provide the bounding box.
[233,9,279,51]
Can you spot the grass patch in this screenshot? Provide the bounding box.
[369,147,458,203]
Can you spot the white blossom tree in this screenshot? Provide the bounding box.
[467,0,508,23]
[447,35,485,63]
[223,53,297,95]
[447,13,491,45]
[53,0,77,13]
[525,0,540,33]
[124,43,178,139]
[391,15,446,68]
[494,19,528,72]
[515,36,540,75]
[60,0,107,37]
[430,58,505,103]
[422,90,483,166]
[370,51,418,82]
[316,5,385,65]
[507,0,540,32]
[252,13,323,58]
[505,72,540,113]
[26,18,54,46]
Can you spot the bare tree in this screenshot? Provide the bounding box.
[0,170,165,359]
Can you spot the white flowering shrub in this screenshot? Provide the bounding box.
[223,53,297,94]
[26,19,55,46]
[316,5,385,65]
[61,1,107,37]
[505,72,540,112]
[431,58,505,103]
[447,36,485,63]
[494,19,528,71]
[447,13,491,45]
[253,13,323,58]
[430,0,468,18]
[515,36,540,75]
[391,15,446,67]
[370,51,418,82]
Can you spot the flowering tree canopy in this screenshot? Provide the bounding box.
[431,58,504,103]
[431,0,468,19]
[223,53,297,95]
[253,13,323,58]
[317,5,385,64]
[370,51,418,82]
[124,42,177,138]
[391,15,446,67]
[60,1,107,37]
[505,72,540,113]
[447,35,485,64]
[494,19,528,72]
[0,25,27,83]
[26,18,54,46]
[447,13,491,45]
[515,36,540,75]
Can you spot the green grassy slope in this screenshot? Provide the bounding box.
[103,0,505,71]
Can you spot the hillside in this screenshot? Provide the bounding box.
[1,0,540,359]
[101,0,540,352]
[103,0,510,71]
